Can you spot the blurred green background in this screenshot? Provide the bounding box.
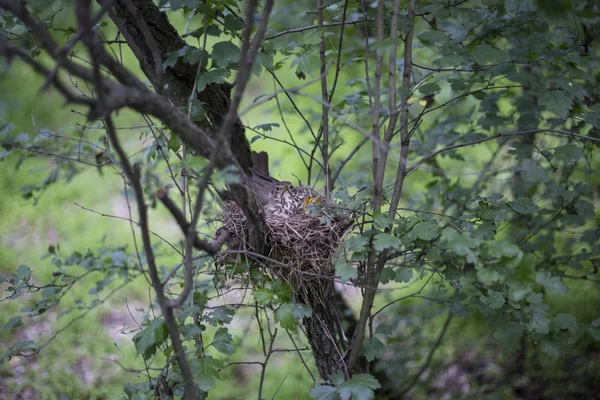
[1,1,600,399]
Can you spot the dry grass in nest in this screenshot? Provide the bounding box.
[219,191,353,299]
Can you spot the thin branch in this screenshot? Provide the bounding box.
[388,0,416,216]
[264,18,370,41]
[399,312,454,396]
[317,0,331,195]
[407,129,600,175]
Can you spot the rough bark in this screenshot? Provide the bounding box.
[102,0,253,173]
[104,0,348,383]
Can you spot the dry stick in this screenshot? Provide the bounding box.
[317,0,331,196]
[347,0,417,373]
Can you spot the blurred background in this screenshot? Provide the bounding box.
[1,0,600,399]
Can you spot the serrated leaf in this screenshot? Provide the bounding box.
[493,322,522,351]
[335,260,357,282]
[535,272,566,295]
[554,313,576,331]
[191,357,221,391]
[133,319,168,359]
[540,90,572,119]
[253,123,280,132]
[379,268,396,284]
[481,290,505,309]
[526,304,550,334]
[337,373,381,400]
[211,327,235,355]
[418,82,441,95]
[471,44,505,64]
[346,234,368,253]
[507,198,539,214]
[410,220,439,241]
[196,69,231,93]
[163,50,179,72]
[310,384,338,400]
[553,144,584,164]
[395,268,413,283]
[271,280,291,303]
[211,41,240,68]
[252,289,275,305]
[541,339,561,359]
[362,337,385,361]
[373,233,401,251]
[275,303,298,331]
[373,212,390,231]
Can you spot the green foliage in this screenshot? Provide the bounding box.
[2,0,600,398]
[311,372,381,400]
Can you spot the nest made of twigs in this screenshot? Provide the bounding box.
[219,188,353,293]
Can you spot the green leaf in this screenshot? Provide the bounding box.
[418,82,441,95]
[373,233,401,251]
[541,339,561,360]
[373,212,390,231]
[211,327,235,355]
[346,234,368,253]
[310,384,338,400]
[410,220,439,241]
[471,44,505,64]
[379,268,396,284]
[337,373,381,400]
[527,292,544,305]
[493,322,522,351]
[211,41,241,68]
[191,357,222,391]
[133,319,168,359]
[162,50,179,72]
[196,69,231,93]
[554,313,576,331]
[481,290,505,309]
[253,123,280,132]
[526,303,550,334]
[395,268,413,283]
[170,0,184,11]
[1,316,21,331]
[271,279,291,303]
[275,302,299,331]
[535,272,566,295]
[335,260,357,282]
[507,198,539,214]
[362,337,385,361]
[553,144,584,164]
[252,288,275,305]
[539,90,572,119]
[477,267,501,284]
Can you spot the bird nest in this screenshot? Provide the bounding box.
[218,191,353,292]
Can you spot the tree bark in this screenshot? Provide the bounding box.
[102,0,253,173]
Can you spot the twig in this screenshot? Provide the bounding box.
[264,18,370,41]
[399,312,454,396]
[258,329,278,400]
